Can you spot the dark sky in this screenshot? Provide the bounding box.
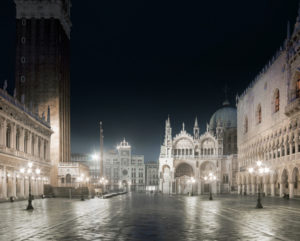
[0,0,299,161]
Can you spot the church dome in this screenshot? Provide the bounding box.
[209,101,237,131]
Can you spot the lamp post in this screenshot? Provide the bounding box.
[248,161,270,209]
[187,177,196,196]
[99,177,108,194]
[20,162,40,210]
[77,174,85,201]
[204,172,216,200]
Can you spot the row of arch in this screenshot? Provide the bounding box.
[239,121,300,167]
[1,120,49,160]
[238,167,300,197]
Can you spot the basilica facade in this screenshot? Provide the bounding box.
[159,102,238,195]
[237,7,300,198]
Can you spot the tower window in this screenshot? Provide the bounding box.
[21,57,26,64]
[20,76,25,83]
[22,19,26,26]
[21,37,26,44]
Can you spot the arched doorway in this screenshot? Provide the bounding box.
[66,174,72,185]
[175,163,193,195]
[281,169,289,196]
[121,180,128,192]
[200,161,216,194]
[292,167,299,197]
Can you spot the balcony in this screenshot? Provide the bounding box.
[285,91,300,116]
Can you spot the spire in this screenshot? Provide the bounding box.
[194,117,198,127]
[182,122,185,131]
[287,21,291,40]
[222,85,230,106]
[166,115,170,127]
[193,117,199,139]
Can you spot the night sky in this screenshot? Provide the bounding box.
[0,0,299,162]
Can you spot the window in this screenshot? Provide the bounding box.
[244,116,248,134]
[257,104,262,124]
[21,37,26,44]
[297,79,300,98]
[6,125,11,148]
[20,75,25,83]
[22,19,26,26]
[31,135,35,155]
[274,89,280,112]
[16,129,20,151]
[24,132,28,153]
[21,57,26,64]
[38,139,41,157]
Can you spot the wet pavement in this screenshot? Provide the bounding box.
[0,193,300,240]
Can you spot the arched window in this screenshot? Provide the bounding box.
[24,132,28,153]
[6,124,11,148]
[66,174,72,184]
[16,129,20,151]
[297,79,300,98]
[274,89,280,112]
[31,135,35,155]
[256,104,262,124]
[244,116,248,134]
[38,138,41,157]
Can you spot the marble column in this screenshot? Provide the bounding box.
[271,183,275,196]
[280,183,284,197]
[289,182,294,198]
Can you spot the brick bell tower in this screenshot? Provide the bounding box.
[14,0,72,186]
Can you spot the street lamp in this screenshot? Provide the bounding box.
[20,162,41,210]
[77,174,85,201]
[204,172,216,200]
[248,161,270,209]
[99,177,108,194]
[187,177,196,196]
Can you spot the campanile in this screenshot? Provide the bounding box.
[14,0,72,186]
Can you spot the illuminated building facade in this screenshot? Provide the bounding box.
[159,102,238,195]
[237,7,300,198]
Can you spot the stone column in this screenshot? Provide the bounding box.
[28,133,32,155]
[271,183,275,196]
[20,128,24,152]
[264,183,268,196]
[238,184,241,195]
[12,172,16,198]
[280,183,284,197]
[41,139,45,160]
[2,167,7,199]
[11,123,16,149]
[2,119,7,147]
[289,182,294,198]
[295,133,299,153]
[247,184,251,195]
[252,184,256,195]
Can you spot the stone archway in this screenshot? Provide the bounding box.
[280,169,289,196]
[175,163,194,195]
[200,161,216,194]
[291,167,299,197]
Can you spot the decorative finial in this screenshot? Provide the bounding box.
[3,80,7,91]
[287,21,290,40]
[182,122,185,131]
[194,117,198,127]
[222,85,230,106]
[206,123,209,132]
[47,106,50,123]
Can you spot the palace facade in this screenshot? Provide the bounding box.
[159,102,238,195]
[237,7,300,198]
